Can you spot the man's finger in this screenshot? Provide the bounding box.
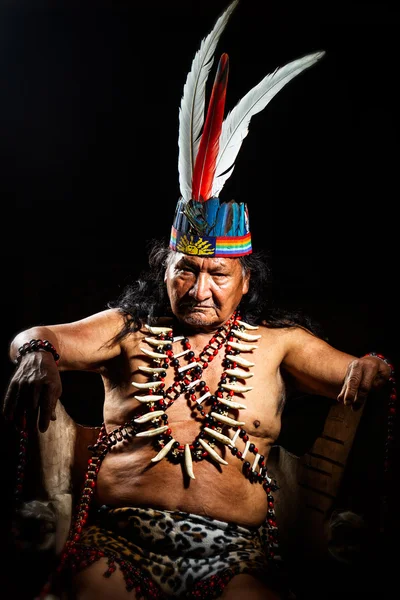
[38,384,58,433]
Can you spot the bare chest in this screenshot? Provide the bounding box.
[105,326,286,447]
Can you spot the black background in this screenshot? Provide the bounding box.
[0,0,399,595]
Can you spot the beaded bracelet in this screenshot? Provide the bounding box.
[363,351,395,375]
[14,339,60,365]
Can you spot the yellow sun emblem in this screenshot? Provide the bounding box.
[177,235,215,256]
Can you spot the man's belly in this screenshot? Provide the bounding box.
[94,437,273,528]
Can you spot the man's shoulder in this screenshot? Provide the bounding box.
[257,321,318,353]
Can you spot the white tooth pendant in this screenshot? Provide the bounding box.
[229,341,258,352]
[217,398,247,410]
[237,320,259,330]
[132,380,164,390]
[184,444,196,479]
[151,438,176,462]
[144,336,185,346]
[134,410,165,424]
[210,412,246,427]
[145,324,173,334]
[226,355,255,368]
[139,366,166,374]
[136,425,169,437]
[134,395,164,403]
[198,438,228,465]
[232,329,261,342]
[141,348,168,360]
[221,383,253,393]
[203,427,232,446]
[225,368,254,379]
[144,337,173,347]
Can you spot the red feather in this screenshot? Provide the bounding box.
[191,53,229,202]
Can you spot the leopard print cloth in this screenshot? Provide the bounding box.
[65,506,283,598]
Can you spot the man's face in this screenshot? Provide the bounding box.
[165,252,249,331]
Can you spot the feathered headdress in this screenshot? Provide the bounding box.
[170,0,325,257]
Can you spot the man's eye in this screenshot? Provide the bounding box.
[180,269,195,275]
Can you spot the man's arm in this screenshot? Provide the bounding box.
[281,327,392,407]
[8,308,124,371]
[3,308,125,432]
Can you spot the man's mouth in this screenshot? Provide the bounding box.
[183,305,215,311]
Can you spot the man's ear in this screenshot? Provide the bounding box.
[242,273,250,295]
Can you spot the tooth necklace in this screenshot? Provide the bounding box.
[41,309,281,593]
[131,310,274,488]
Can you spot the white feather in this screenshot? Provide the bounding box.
[211,51,326,197]
[178,0,239,202]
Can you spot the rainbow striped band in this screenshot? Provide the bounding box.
[170,227,252,258]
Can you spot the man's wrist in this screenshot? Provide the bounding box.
[363,352,394,377]
[14,339,60,366]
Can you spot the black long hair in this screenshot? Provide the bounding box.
[107,238,323,341]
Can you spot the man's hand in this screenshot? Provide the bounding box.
[2,351,62,432]
[337,354,392,410]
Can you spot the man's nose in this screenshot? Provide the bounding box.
[189,273,212,300]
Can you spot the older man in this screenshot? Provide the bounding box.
[2,1,393,598]
[3,244,391,600]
